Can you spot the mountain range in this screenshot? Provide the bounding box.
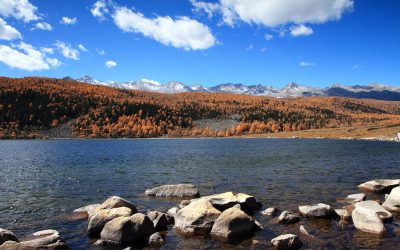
[75,76,400,101]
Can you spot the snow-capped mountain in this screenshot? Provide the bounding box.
[76,76,400,101]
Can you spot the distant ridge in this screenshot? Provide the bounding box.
[76,76,400,101]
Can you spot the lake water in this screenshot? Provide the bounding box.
[0,138,399,249]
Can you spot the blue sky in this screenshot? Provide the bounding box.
[0,0,399,88]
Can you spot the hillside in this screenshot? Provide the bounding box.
[1,77,400,139]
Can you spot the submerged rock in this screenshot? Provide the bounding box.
[88,207,133,236]
[145,184,200,198]
[193,192,262,212]
[358,179,400,193]
[298,203,332,218]
[271,234,302,250]
[0,228,18,245]
[299,225,314,238]
[148,232,164,247]
[352,200,392,234]
[100,214,155,245]
[147,211,168,231]
[261,207,278,216]
[210,205,262,242]
[174,199,221,236]
[382,186,400,211]
[18,229,68,249]
[278,211,299,224]
[345,193,366,203]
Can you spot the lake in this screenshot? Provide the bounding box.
[0,138,399,249]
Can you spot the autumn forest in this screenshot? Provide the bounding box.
[1,77,399,139]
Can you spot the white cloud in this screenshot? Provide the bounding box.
[96,48,106,55]
[351,64,363,70]
[105,60,117,68]
[0,18,22,40]
[91,0,109,20]
[0,0,39,22]
[54,41,80,60]
[112,7,216,50]
[191,0,220,18]
[290,24,313,37]
[192,0,353,27]
[264,33,273,41]
[78,44,89,52]
[246,44,253,50]
[0,42,60,71]
[260,47,267,53]
[300,61,315,67]
[34,22,52,31]
[41,47,54,54]
[61,17,77,25]
[142,79,161,85]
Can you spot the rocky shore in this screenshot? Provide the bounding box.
[1,180,400,249]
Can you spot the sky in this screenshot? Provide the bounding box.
[0,0,399,88]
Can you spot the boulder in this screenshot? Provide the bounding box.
[96,196,137,214]
[174,199,221,236]
[166,207,179,224]
[345,193,366,203]
[271,234,302,250]
[334,209,351,221]
[210,205,262,242]
[299,225,313,238]
[147,211,168,231]
[100,214,155,245]
[73,204,100,219]
[88,207,133,236]
[179,200,191,209]
[358,179,400,193]
[352,200,392,234]
[298,203,332,218]
[261,207,278,216]
[382,186,400,211]
[145,184,200,198]
[0,228,18,245]
[278,211,299,224]
[193,192,262,212]
[148,232,164,247]
[18,230,68,249]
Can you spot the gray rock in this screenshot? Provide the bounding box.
[73,204,100,219]
[192,192,262,212]
[210,205,262,242]
[88,207,133,236]
[352,200,392,234]
[0,228,18,245]
[271,234,302,250]
[299,225,314,238]
[145,184,200,198]
[334,208,351,221]
[298,203,332,218]
[345,193,366,203]
[148,232,164,247]
[18,230,69,249]
[382,186,400,211]
[174,199,221,236]
[100,213,155,245]
[179,200,191,209]
[358,179,400,193]
[96,196,137,214]
[147,211,168,231]
[278,211,299,224]
[261,207,278,216]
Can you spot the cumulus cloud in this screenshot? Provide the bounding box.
[191,0,220,18]
[54,41,80,60]
[91,0,109,20]
[105,60,117,68]
[61,17,77,25]
[78,44,89,52]
[0,0,39,22]
[34,22,52,31]
[192,0,353,27]
[290,24,313,37]
[0,18,22,40]
[112,7,216,50]
[264,33,273,41]
[300,61,315,67]
[0,42,61,71]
